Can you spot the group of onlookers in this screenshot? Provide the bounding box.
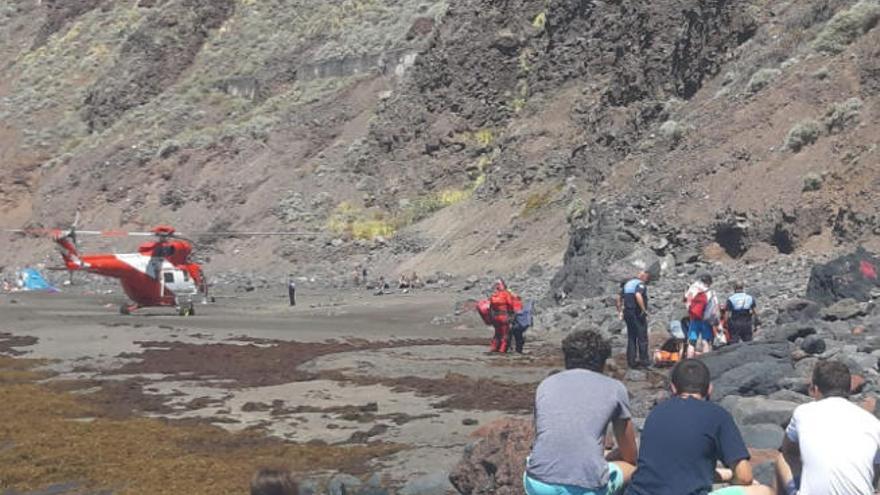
[618,272,759,368]
[525,330,880,495]
[251,329,880,495]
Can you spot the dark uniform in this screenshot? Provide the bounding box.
[621,278,649,368]
[725,292,756,343]
[288,279,296,306]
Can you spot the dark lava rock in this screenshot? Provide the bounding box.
[720,396,797,426]
[550,205,640,300]
[820,298,866,321]
[400,471,453,495]
[806,248,880,306]
[701,342,795,399]
[712,361,795,398]
[700,341,790,377]
[776,298,821,325]
[800,335,826,355]
[740,423,785,450]
[766,323,817,342]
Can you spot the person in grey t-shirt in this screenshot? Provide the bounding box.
[525,330,638,495]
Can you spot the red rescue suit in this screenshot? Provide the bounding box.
[489,281,516,353]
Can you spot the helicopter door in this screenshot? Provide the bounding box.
[160,269,192,296]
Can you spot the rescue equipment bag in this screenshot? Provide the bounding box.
[476,299,493,326]
[703,291,720,325]
[688,291,708,321]
[513,301,534,333]
[654,338,684,367]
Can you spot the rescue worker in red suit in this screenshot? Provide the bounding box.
[489,279,516,353]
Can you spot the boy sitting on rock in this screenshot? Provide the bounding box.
[525,330,638,495]
[626,359,772,495]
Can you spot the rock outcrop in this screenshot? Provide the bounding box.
[449,418,533,495]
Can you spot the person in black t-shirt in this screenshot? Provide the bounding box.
[626,359,773,495]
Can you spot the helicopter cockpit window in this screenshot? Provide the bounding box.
[163,272,175,284]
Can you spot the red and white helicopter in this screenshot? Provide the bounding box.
[5,218,307,315]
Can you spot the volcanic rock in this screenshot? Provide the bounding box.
[449,418,532,495]
[806,248,880,306]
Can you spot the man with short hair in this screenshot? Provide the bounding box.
[627,359,773,495]
[776,360,880,495]
[525,330,637,495]
[726,282,757,343]
[616,271,650,368]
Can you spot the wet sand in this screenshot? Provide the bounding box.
[0,289,554,491]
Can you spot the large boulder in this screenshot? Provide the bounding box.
[720,395,798,427]
[806,248,880,306]
[765,322,818,342]
[776,299,821,325]
[711,361,796,398]
[400,472,453,495]
[800,335,826,355]
[740,423,785,450]
[449,418,533,495]
[701,342,796,399]
[820,298,868,321]
[606,247,663,283]
[550,204,640,300]
[700,342,790,377]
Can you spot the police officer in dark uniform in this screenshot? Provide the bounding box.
[726,281,757,343]
[616,271,651,368]
[287,276,296,306]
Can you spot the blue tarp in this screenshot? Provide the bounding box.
[19,268,56,291]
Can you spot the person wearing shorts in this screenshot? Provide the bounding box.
[525,330,638,495]
[626,359,772,495]
[685,274,718,355]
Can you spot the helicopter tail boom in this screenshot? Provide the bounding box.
[53,230,84,270]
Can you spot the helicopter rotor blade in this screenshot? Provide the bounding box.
[187,231,318,237]
[73,230,155,237]
[4,227,317,240]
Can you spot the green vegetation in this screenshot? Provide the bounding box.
[812,66,830,80]
[0,0,449,161]
[803,172,823,192]
[327,202,397,240]
[566,198,587,224]
[747,68,781,94]
[812,0,880,54]
[521,187,559,217]
[823,97,863,134]
[328,186,475,240]
[659,120,687,145]
[532,12,547,31]
[785,119,821,152]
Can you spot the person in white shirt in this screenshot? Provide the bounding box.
[776,360,880,495]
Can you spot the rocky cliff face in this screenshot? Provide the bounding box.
[1,0,879,283]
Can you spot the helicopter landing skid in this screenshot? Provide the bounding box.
[119,303,140,315]
[175,296,196,317]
